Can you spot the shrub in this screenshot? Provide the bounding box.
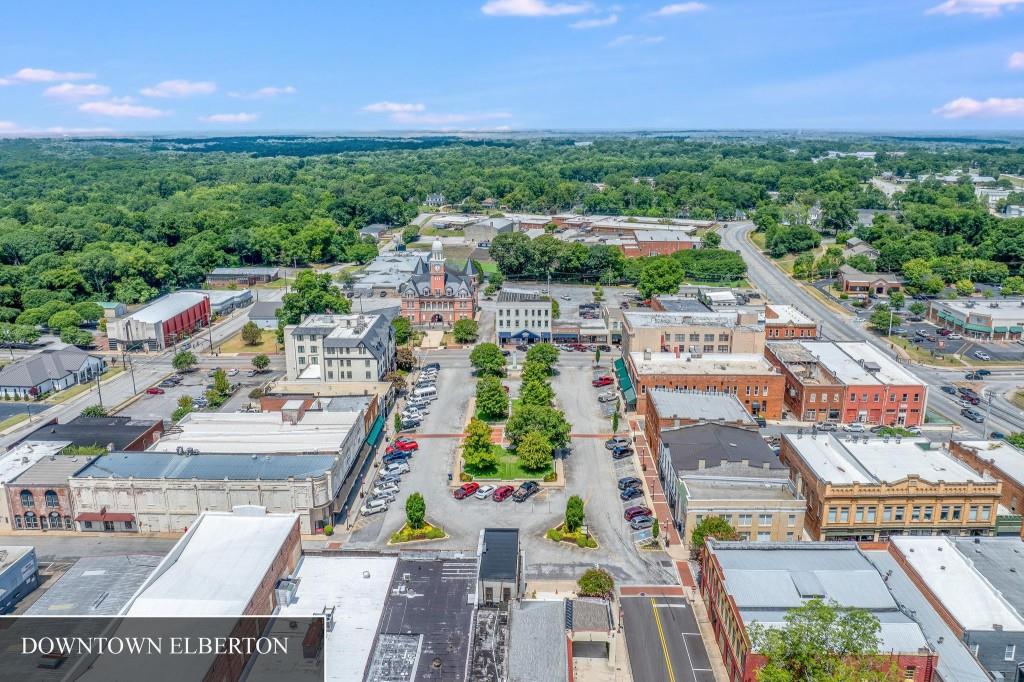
[543,471,557,482]
[577,568,614,598]
[546,528,564,542]
[241,321,262,346]
[80,404,107,417]
[565,495,584,533]
[405,492,426,529]
[323,525,334,536]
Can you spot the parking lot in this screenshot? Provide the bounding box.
[888,319,1024,362]
[116,367,278,421]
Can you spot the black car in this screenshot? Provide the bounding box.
[617,476,642,490]
[512,481,539,502]
[611,448,633,460]
[501,349,511,357]
[422,362,440,371]
[620,487,643,501]
[383,452,411,464]
[515,344,529,352]
[965,373,984,381]
[597,344,612,352]
[941,386,958,395]
[399,419,420,431]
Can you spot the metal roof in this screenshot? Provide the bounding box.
[126,292,208,324]
[208,266,280,277]
[11,454,96,485]
[73,451,339,480]
[27,554,161,615]
[21,415,159,450]
[479,528,519,581]
[509,601,567,682]
[649,389,756,425]
[497,288,546,303]
[662,423,784,474]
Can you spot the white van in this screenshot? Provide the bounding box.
[413,385,437,399]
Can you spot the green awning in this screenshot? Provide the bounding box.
[965,323,992,333]
[1011,326,1022,333]
[622,387,637,409]
[995,326,1008,333]
[937,310,952,321]
[366,414,385,446]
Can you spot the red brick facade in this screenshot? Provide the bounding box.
[948,440,1024,537]
[161,297,211,347]
[8,484,75,531]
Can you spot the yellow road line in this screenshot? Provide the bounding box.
[650,597,677,682]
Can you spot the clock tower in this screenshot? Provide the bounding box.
[430,239,445,295]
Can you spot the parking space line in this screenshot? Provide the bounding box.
[650,597,678,682]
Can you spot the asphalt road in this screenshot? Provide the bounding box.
[622,596,715,682]
[720,222,1024,437]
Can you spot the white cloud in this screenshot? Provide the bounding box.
[570,13,618,28]
[363,101,426,113]
[0,121,16,130]
[481,0,592,17]
[79,100,170,118]
[390,111,512,126]
[199,112,260,123]
[1009,51,1024,69]
[651,2,708,16]
[608,34,665,47]
[933,96,1024,118]
[228,85,297,99]
[140,79,216,98]
[2,67,95,84]
[926,0,1024,16]
[43,83,111,99]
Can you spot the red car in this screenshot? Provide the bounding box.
[453,482,480,500]
[390,439,419,452]
[592,376,613,387]
[624,505,653,521]
[492,485,515,502]
[145,387,165,395]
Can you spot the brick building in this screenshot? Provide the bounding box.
[948,439,1024,537]
[621,310,765,359]
[643,388,756,458]
[619,229,701,257]
[627,350,784,418]
[6,455,96,531]
[765,341,927,426]
[398,240,477,327]
[781,434,1002,540]
[764,304,819,340]
[107,291,212,351]
[837,265,904,299]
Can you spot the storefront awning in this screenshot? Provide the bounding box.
[75,512,134,522]
[994,326,1008,333]
[366,413,385,447]
[965,323,992,333]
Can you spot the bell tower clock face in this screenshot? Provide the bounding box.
[434,264,441,272]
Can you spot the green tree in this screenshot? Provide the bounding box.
[749,599,897,682]
[172,350,198,373]
[611,410,619,433]
[519,378,554,407]
[565,495,584,532]
[384,370,406,392]
[517,430,553,471]
[1001,275,1024,296]
[593,283,604,301]
[792,253,815,280]
[954,279,975,296]
[525,342,559,372]
[401,225,420,244]
[463,417,498,469]
[690,516,738,550]
[452,318,479,343]
[72,302,104,323]
[241,321,262,346]
[702,230,721,248]
[476,376,509,420]
[820,191,857,234]
[521,360,549,384]
[278,270,351,327]
[47,309,83,330]
[577,568,614,599]
[172,395,194,422]
[251,354,270,372]
[405,492,426,529]
[212,368,231,395]
[470,342,506,377]
[80,404,107,417]
[652,517,660,539]
[637,257,685,298]
[60,327,93,346]
[396,346,415,371]
[868,306,901,333]
[0,323,40,346]
[1006,433,1024,449]
[506,404,570,449]
[888,290,905,310]
[909,301,926,316]
[392,316,412,344]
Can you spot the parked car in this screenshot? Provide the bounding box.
[965,373,984,381]
[453,482,480,499]
[961,408,985,423]
[611,447,633,460]
[370,490,395,503]
[383,452,410,465]
[620,486,643,501]
[597,344,612,352]
[617,476,642,490]
[361,501,388,516]
[382,462,410,476]
[948,333,963,340]
[605,436,630,450]
[991,431,1007,440]
[399,420,420,432]
[493,485,515,502]
[941,386,958,395]
[592,376,613,387]
[227,368,239,376]
[372,482,400,496]
[393,437,419,450]
[512,481,540,502]
[377,474,402,486]
[815,422,837,432]
[841,423,865,433]
[145,387,165,395]
[629,516,654,531]
[974,350,992,361]
[937,329,951,336]
[598,392,617,403]
[474,484,497,500]
[422,362,440,371]
[624,505,653,521]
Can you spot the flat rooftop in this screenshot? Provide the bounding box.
[957,439,1024,485]
[785,341,922,386]
[766,304,815,325]
[624,310,741,329]
[20,415,160,450]
[0,440,71,483]
[11,454,95,485]
[509,601,567,682]
[649,389,756,425]
[952,536,1024,613]
[149,410,359,454]
[784,434,988,485]
[126,291,208,324]
[74,451,340,481]
[933,299,1024,322]
[629,351,778,376]
[497,288,546,303]
[122,510,298,617]
[292,313,384,338]
[0,545,33,573]
[27,554,161,615]
[892,536,1024,632]
[683,478,800,502]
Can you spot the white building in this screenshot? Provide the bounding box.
[284,313,395,382]
[496,288,552,344]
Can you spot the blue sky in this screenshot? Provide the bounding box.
[1,0,1023,134]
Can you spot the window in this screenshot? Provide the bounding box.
[828,507,837,523]
[982,505,991,520]
[786,532,794,540]
[855,507,865,523]
[757,532,771,541]
[952,505,962,520]
[719,333,729,342]
[19,490,34,508]
[297,345,305,353]
[894,506,904,521]
[738,514,752,526]
[866,507,876,522]
[689,333,699,342]
[923,506,933,521]
[940,505,950,521]
[83,520,93,529]
[883,507,893,522]
[903,667,916,680]
[788,514,796,526]
[839,507,849,523]
[971,644,979,657]
[13,515,21,529]
[704,334,714,342]
[124,520,134,530]
[1004,644,1016,661]
[809,393,816,403]
[759,514,772,526]
[24,512,37,528]
[912,506,921,521]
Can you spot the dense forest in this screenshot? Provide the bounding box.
[0,135,1022,335]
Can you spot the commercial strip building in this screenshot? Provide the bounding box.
[284,313,396,383]
[619,229,701,257]
[948,439,1024,536]
[107,291,212,351]
[204,266,280,287]
[837,264,905,299]
[495,288,552,344]
[621,310,765,359]
[766,341,928,426]
[626,350,784,417]
[781,434,1003,540]
[657,423,803,545]
[700,541,953,682]
[928,298,1024,341]
[16,414,164,451]
[0,347,105,399]
[888,535,1024,680]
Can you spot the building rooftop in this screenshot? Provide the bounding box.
[509,601,567,682]
[249,300,283,319]
[20,415,160,451]
[271,555,397,682]
[653,296,712,313]
[27,554,162,616]
[891,536,1024,633]
[208,266,280,277]
[480,528,519,581]
[0,347,101,388]
[0,441,71,483]
[122,508,298,616]
[0,545,33,573]
[149,410,360,455]
[838,265,903,284]
[633,229,701,243]
[10,453,95,485]
[784,434,988,485]
[496,288,547,303]
[776,341,922,387]
[932,298,1024,323]
[957,439,1024,485]
[765,304,815,326]
[124,291,208,324]
[649,389,756,425]
[74,451,340,481]
[662,423,784,474]
[951,536,1024,614]
[629,351,778,376]
[683,477,800,502]
[624,310,743,329]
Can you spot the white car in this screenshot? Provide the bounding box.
[974,350,991,361]
[382,462,410,476]
[370,489,395,503]
[373,483,399,497]
[361,499,388,515]
[227,368,239,376]
[947,334,962,340]
[474,484,497,499]
[841,423,866,433]
[560,295,571,301]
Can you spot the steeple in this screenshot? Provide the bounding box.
[430,239,445,294]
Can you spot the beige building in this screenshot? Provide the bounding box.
[781,434,1003,540]
[284,313,395,383]
[621,310,765,359]
[680,478,806,545]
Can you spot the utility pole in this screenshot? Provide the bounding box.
[983,390,993,439]
[123,351,137,394]
[94,370,103,408]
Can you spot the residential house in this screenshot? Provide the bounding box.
[0,348,105,399]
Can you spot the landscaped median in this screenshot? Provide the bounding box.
[545,495,598,549]
[388,492,448,545]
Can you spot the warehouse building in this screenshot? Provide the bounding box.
[204,266,280,288]
[107,291,211,351]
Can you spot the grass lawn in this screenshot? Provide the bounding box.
[749,231,766,249]
[475,409,508,424]
[0,413,29,430]
[218,329,280,354]
[45,367,124,405]
[466,445,553,481]
[1012,392,1024,410]
[422,226,464,237]
[260,276,293,289]
[390,522,446,544]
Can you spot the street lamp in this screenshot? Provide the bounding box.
[983,389,993,439]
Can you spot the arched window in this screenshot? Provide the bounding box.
[13,515,22,529]
[24,512,37,528]
[64,516,72,529]
[49,512,61,528]
[44,490,59,508]
[19,490,34,508]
